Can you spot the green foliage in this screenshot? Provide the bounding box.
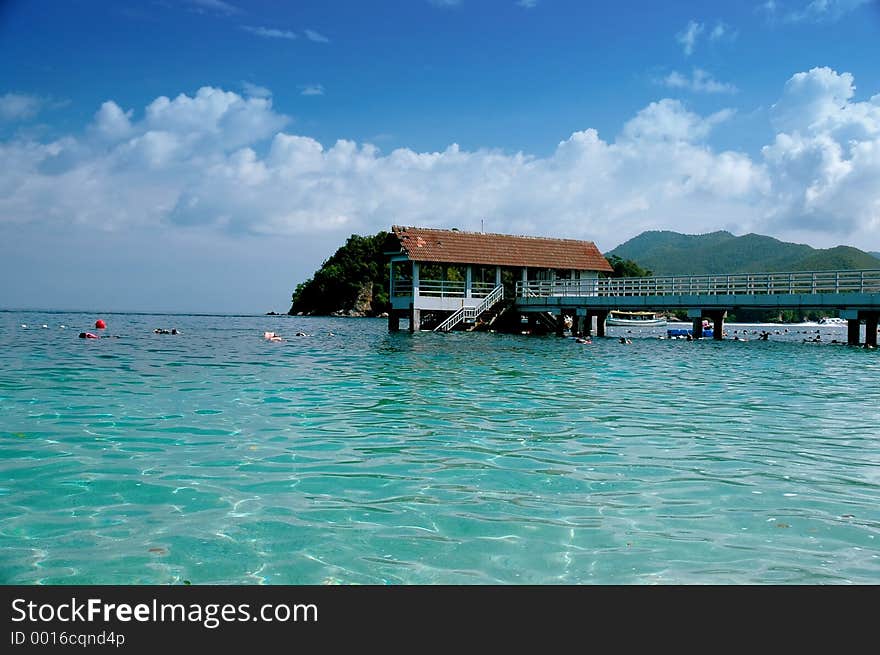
[419,263,466,281]
[792,246,880,271]
[605,255,652,278]
[607,230,880,275]
[289,232,391,315]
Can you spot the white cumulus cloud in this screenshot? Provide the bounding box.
[1,69,879,262]
[763,66,880,236]
[92,101,134,141]
[621,99,735,142]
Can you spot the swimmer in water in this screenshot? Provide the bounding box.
[264,331,284,342]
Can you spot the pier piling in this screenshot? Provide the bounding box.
[595,310,607,338]
[866,313,879,348]
[388,312,400,331]
[708,310,726,341]
[409,307,420,332]
[847,319,860,346]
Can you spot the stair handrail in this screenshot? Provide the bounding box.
[434,285,504,332]
[434,307,467,332]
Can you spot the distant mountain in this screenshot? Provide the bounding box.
[606,231,880,275]
[871,252,880,261]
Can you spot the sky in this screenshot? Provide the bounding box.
[1,0,879,313]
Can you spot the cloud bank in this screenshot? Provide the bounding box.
[1,68,879,257]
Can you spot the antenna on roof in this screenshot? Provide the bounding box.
[481,218,485,234]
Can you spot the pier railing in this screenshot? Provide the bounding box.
[516,269,880,298]
[392,280,499,298]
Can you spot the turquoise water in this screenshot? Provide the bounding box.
[1,311,879,584]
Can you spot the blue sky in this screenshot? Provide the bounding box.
[1,0,879,313]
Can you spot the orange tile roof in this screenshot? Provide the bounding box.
[390,226,613,272]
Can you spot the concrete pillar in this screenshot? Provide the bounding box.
[388,311,400,332]
[596,310,608,338]
[708,310,726,340]
[495,266,502,288]
[714,315,724,340]
[847,319,861,346]
[412,261,420,300]
[866,313,879,348]
[687,309,703,339]
[571,315,580,337]
[578,309,591,336]
[465,265,472,299]
[409,306,420,332]
[389,260,395,298]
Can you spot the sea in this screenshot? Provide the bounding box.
[1,310,879,585]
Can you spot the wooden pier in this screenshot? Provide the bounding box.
[385,226,880,346]
[516,270,880,346]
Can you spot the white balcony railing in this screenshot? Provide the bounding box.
[391,279,500,298]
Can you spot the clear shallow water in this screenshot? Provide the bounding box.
[1,311,879,585]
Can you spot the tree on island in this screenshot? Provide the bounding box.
[605,254,652,278]
[289,232,391,316]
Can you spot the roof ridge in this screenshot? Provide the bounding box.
[392,225,597,245]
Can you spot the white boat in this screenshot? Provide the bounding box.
[817,317,846,325]
[606,310,667,327]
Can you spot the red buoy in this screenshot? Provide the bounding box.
[95,319,106,329]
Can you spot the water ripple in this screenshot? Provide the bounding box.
[1,312,879,583]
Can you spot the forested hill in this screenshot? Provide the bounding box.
[606,231,880,275]
[289,232,390,316]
